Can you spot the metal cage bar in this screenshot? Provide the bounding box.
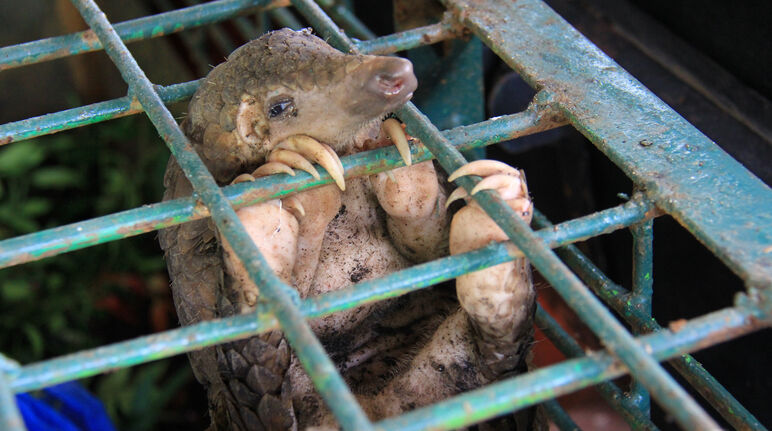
[0,0,769,429]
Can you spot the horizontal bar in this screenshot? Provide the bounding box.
[443,0,772,287]
[0,0,287,71]
[0,100,564,269]
[0,22,467,146]
[354,21,460,55]
[0,80,200,145]
[374,306,763,431]
[540,399,578,431]
[70,0,371,429]
[535,305,659,430]
[532,212,769,430]
[7,198,651,392]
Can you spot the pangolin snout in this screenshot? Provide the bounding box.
[366,57,417,106]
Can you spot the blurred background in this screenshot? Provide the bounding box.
[0,0,769,429]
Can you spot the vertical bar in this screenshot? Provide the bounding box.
[629,219,654,415]
[0,373,25,431]
[394,0,485,159]
[541,399,579,431]
[269,7,304,30]
[535,307,659,431]
[68,1,373,429]
[316,0,377,40]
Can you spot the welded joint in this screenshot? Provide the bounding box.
[529,89,569,128]
[0,355,20,373]
[735,288,772,325]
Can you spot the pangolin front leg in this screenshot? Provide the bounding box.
[370,120,450,262]
[448,160,536,379]
[223,134,346,302]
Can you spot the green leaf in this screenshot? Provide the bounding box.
[0,141,46,177]
[0,206,39,233]
[31,167,84,189]
[1,279,32,301]
[22,324,44,358]
[20,198,52,217]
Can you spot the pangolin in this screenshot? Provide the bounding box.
[159,28,536,430]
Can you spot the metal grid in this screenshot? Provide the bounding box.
[0,0,770,430]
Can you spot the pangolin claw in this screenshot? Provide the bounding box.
[445,159,528,208]
[445,187,469,209]
[283,195,306,218]
[277,135,346,191]
[382,118,412,167]
[253,162,296,178]
[231,173,257,184]
[447,160,520,182]
[268,149,321,181]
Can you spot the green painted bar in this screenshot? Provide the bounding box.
[7,201,651,393]
[0,105,562,269]
[291,0,356,51]
[354,21,458,55]
[533,212,767,430]
[0,374,24,431]
[541,399,578,431]
[0,354,20,372]
[316,0,376,41]
[535,305,659,430]
[0,0,284,71]
[629,219,654,415]
[373,306,761,431]
[268,7,304,30]
[0,80,200,145]
[442,0,772,288]
[68,0,372,429]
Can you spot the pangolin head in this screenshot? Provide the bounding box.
[185,28,417,183]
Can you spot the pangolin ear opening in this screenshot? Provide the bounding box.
[236,95,266,145]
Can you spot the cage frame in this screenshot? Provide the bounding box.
[0,0,770,430]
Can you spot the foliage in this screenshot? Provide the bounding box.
[0,116,202,429]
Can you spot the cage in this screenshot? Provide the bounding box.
[0,0,770,430]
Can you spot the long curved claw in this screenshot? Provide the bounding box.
[231,173,256,184]
[268,149,320,180]
[322,142,344,179]
[471,173,522,200]
[447,160,520,182]
[283,195,306,219]
[278,135,346,191]
[252,162,296,178]
[382,118,412,167]
[445,187,469,209]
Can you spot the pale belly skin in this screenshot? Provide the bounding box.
[224,167,535,430]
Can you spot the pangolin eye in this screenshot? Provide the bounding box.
[267,98,295,119]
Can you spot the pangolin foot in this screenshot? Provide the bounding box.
[446,159,532,217]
